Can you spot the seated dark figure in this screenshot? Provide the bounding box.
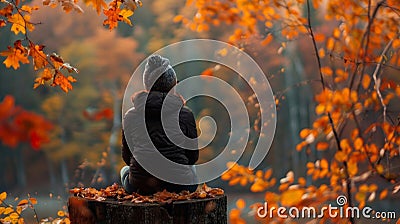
[120,55,199,195]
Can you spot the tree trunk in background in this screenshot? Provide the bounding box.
[283,42,310,176]
[61,158,69,187]
[47,159,57,190]
[14,146,26,188]
[68,195,227,224]
[108,86,122,183]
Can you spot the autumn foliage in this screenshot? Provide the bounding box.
[176,0,400,223]
[0,0,141,92]
[0,95,53,150]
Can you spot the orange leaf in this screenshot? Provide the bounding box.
[393,39,400,49]
[335,151,346,162]
[314,33,325,42]
[280,189,305,206]
[9,212,19,219]
[321,66,333,76]
[261,33,273,46]
[29,44,48,70]
[316,142,329,151]
[264,169,272,179]
[29,197,37,205]
[52,73,76,93]
[236,199,245,210]
[379,189,388,200]
[354,137,363,150]
[0,192,6,201]
[58,210,65,217]
[320,159,329,169]
[8,13,35,35]
[103,6,121,30]
[201,68,213,77]
[17,199,28,206]
[362,75,371,90]
[299,128,311,139]
[0,46,29,70]
[85,0,107,14]
[347,160,358,176]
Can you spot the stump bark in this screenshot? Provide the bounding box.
[68,195,227,224]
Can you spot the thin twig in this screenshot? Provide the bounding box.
[371,38,395,124]
[349,0,385,90]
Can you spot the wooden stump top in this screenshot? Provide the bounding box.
[68,195,227,224]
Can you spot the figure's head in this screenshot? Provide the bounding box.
[143,54,177,93]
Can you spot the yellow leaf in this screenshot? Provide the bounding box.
[8,14,34,35]
[9,212,19,219]
[0,192,6,202]
[4,207,13,215]
[281,189,305,206]
[236,199,245,210]
[119,9,133,26]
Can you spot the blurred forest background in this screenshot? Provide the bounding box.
[0,0,399,223]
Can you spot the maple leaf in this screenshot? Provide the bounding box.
[50,53,64,69]
[103,7,120,30]
[8,13,35,35]
[29,44,48,70]
[52,72,76,93]
[119,9,133,26]
[34,68,53,89]
[0,45,29,70]
[85,0,107,14]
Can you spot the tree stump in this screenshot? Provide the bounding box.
[68,195,227,224]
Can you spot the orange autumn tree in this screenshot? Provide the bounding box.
[0,95,53,150]
[0,0,142,92]
[177,0,400,223]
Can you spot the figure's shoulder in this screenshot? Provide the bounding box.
[180,106,195,122]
